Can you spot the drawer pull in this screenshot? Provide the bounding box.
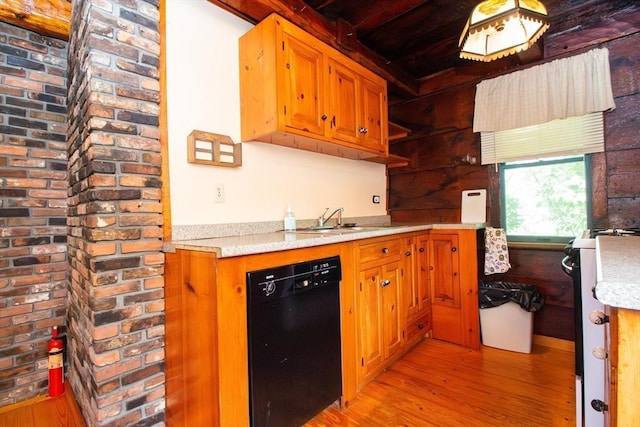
[381,279,391,287]
[418,323,424,330]
[382,247,389,254]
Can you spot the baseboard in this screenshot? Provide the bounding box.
[533,334,574,352]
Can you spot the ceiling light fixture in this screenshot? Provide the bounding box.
[459,0,550,62]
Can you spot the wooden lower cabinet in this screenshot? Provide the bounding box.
[165,229,480,424]
[426,230,480,349]
[356,250,404,386]
[405,235,432,346]
[605,306,640,426]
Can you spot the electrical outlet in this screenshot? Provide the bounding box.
[214,183,225,203]
[372,195,381,204]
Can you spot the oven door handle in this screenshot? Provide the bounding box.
[561,255,573,276]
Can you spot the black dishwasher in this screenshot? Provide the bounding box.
[246,256,342,427]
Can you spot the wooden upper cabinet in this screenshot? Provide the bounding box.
[359,76,386,154]
[281,29,325,137]
[239,13,389,160]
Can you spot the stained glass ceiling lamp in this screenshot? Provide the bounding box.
[459,0,550,62]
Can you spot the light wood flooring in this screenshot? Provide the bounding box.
[0,338,575,426]
[306,338,575,427]
[0,384,85,427]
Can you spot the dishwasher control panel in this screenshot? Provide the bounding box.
[246,256,341,305]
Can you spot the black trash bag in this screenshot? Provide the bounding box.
[479,280,544,312]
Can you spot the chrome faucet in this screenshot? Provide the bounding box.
[318,207,343,227]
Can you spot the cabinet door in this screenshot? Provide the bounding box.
[357,266,384,379]
[404,237,419,319]
[381,259,404,359]
[359,76,387,155]
[430,234,460,308]
[416,236,431,311]
[327,58,359,144]
[429,233,463,345]
[282,30,325,136]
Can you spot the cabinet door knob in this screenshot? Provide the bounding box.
[589,310,609,325]
[382,247,389,254]
[418,323,424,330]
[405,251,411,256]
[321,114,327,120]
[419,247,425,253]
[451,247,457,252]
[359,127,368,134]
[381,279,391,287]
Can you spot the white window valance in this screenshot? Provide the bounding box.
[473,48,616,132]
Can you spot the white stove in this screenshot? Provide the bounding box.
[563,228,640,426]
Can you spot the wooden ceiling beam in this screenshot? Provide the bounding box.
[208,0,420,96]
[0,0,70,40]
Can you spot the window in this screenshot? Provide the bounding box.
[500,156,590,243]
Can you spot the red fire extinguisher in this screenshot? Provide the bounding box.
[48,326,64,397]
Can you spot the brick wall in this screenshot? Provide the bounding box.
[0,22,68,406]
[67,0,164,425]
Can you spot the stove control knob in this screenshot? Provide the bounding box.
[592,347,607,360]
[589,310,609,325]
[591,399,608,413]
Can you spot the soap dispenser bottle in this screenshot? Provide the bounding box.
[283,206,296,232]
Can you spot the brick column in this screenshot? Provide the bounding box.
[67,0,164,425]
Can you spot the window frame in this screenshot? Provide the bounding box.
[499,155,593,243]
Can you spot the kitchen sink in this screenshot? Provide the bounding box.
[291,225,405,235]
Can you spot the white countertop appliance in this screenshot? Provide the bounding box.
[562,228,640,427]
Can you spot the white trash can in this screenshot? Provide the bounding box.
[480,301,533,353]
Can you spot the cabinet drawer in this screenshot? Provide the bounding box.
[406,312,432,343]
[359,239,403,264]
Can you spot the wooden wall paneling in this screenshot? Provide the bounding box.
[608,32,640,98]
[390,167,488,208]
[608,198,640,229]
[605,95,640,151]
[606,149,640,198]
[533,304,575,341]
[389,84,475,137]
[590,152,609,228]
[389,129,480,171]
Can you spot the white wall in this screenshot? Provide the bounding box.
[165,0,387,226]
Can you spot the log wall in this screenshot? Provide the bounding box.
[388,19,640,340]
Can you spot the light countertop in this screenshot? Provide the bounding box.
[168,223,482,258]
[595,236,640,310]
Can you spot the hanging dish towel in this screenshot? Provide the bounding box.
[484,227,511,275]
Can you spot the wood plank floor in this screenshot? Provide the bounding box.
[0,384,85,427]
[0,338,574,426]
[306,338,575,427]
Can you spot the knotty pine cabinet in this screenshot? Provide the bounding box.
[165,229,480,424]
[239,13,389,160]
[426,230,480,349]
[604,306,640,426]
[356,237,405,386]
[405,235,432,346]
